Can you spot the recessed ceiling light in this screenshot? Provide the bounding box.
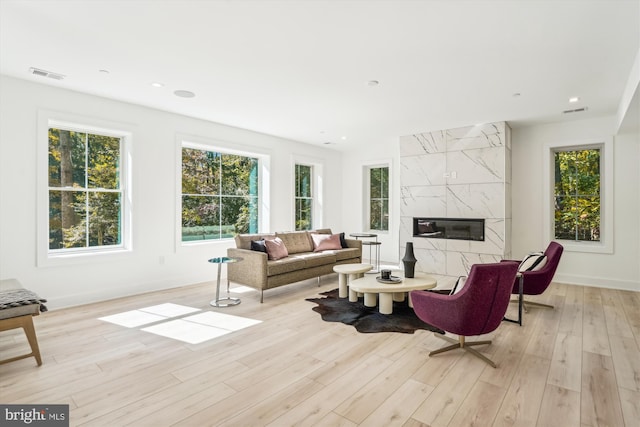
[341,136,347,140]
[174,90,195,98]
[151,82,164,88]
[569,96,580,103]
[367,80,379,87]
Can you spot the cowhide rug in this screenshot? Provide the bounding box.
[306,288,445,334]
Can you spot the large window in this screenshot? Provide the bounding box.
[181,146,258,241]
[295,164,313,230]
[47,127,123,251]
[554,148,601,241]
[368,166,389,231]
[543,137,612,254]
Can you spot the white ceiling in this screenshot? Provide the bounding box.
[1,0,638,150]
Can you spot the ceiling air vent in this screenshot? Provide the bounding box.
[562,107,588,114]
[29,67,65,80]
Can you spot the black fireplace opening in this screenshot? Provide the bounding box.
[413,217,484,241]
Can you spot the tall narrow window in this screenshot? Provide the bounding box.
[295,164,313,230]
[369,166,389,231]
[181,147,258,241]
[554,148,601,241]
[48,128,123,251]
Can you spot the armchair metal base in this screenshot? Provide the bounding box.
[504,299,555,316]
[516,299,554,312]
[430,333,497,368]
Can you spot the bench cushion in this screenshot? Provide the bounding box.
[0,282,47,320]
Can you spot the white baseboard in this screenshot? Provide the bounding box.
[44,275,215,310]
[554,273,640,292]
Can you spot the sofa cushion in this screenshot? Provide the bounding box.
[275,231,314,254]
[250,239,267,253]
[313,228,333,235]
[235,233,275,250]
[266,256,308,276]
[323,247,360,261]
[265,237,289,260]
[339,232,348,248]
[519,252,547,272]
[311,233,342,252]
[292,251,337,268]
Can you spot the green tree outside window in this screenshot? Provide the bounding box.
[554,148,600,241]
[48,128,122,249]
[295,164,313,231]
[182,147,258,241]
[369,166,389,231]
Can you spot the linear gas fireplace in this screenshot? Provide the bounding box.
[413,217,485,241]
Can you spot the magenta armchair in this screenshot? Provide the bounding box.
[410,262,519,368]
[503,242,564,324]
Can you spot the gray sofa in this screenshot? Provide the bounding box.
[227,229,362,302]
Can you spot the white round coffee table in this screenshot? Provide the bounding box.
[333,263,373,298]
[349,272,437,314]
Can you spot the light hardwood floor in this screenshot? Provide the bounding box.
[1,276,639,427]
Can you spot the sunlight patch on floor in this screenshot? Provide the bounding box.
[228,285,255,294]
[98,303,262,344]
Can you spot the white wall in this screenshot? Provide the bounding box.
[0,76,344,308]
[511,116,640,291]
[341,144,400,266]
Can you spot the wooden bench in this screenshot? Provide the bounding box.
[0,279,47,366]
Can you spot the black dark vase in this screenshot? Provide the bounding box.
[402,242,417,278]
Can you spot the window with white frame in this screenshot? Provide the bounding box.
[181,145,259,241]
[543,138,613,253]
[553,147,601,241]
[294,163,313,231]
[367,165,389,231]
[46,125,129,254]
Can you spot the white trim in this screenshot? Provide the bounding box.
[37,110,134,267]
[292,154,324,230]
[553,274,639,292]
[541,137,613,254]
[175,134,270,250]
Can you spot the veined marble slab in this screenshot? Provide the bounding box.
[469,219,506,256]
[401,153,446,186]
[446,122,506,152]
[400,185,447,217]
[399,131,446,156]
[414,248,447,275]
[446,147,505,184]
[446,183,505,219]
[446,252,502,277]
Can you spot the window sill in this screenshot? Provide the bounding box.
[38,247,133,267]
[557,239,613,255]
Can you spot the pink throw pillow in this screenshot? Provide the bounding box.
[311,233,342,252]
[264,237,289,260]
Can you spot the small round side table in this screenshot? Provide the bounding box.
[208,257,243,307]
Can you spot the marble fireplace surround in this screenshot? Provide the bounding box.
[399,122,512,282]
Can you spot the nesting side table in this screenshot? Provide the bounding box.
[350,233,381,274]
[209,256,243,307]
[333,263,373,298]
